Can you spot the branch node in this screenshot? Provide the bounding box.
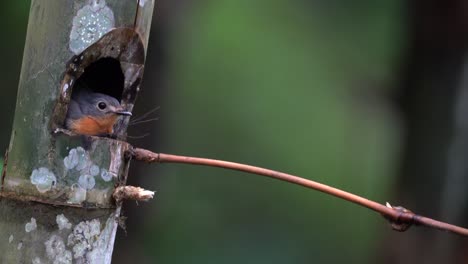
[132,147,160,163]
[383,202,415,232]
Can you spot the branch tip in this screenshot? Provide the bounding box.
[382,202,415,232]
[113,186,155,202]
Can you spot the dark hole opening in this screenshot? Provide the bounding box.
[74,57,124,100]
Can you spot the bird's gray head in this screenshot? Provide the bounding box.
[74,90,132,118]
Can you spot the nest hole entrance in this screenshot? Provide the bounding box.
[73,57,124,100]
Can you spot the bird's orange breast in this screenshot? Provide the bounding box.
[69,115,118,136]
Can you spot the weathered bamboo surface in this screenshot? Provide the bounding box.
[0,0,155,262]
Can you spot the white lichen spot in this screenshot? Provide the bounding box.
[45,235,72,264]
[78,174,96,190]
[100,168,112,182]
[6,179,20,187]
[90,165,100,176]
[63,148,78,169]
[69,0,115,54]
[32,257,42,264]
[67,219,101,259]
[68,186,87,204]
[25,217,37,233]
[57,214,72,230]
[8,235,13,243]
[75,148,90,171]
[65,147,96,174]
[17,242,22,250]
[30,167,56,193]
[64,146,113,205]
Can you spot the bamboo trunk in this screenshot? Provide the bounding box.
[0,0,155,263]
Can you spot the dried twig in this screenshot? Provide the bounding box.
[113,186,155,202]
[130,147,468,237]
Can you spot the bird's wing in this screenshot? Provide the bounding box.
[65,99,83,128]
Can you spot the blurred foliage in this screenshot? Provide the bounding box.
[0,0,405,263]
[139,0,404,264]
[0,1,30,151]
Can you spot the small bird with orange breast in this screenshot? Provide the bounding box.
[65,89,132,136]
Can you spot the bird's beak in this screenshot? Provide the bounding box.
[114,109,132,116]
[109,105,132,116]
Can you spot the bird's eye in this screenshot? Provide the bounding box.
[97,102,107,110]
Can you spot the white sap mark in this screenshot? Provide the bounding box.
[32,257,42,264]
[63,83,69,94]
[78,174,96,190]
[69,0,115,54]
[138,0,147,7]
[57,214,72,230]
[67,219,101,260]
[30,167,57,193]
[100,169,112,182]
[17,242,22,250]
[45,235,72,264]
[8,235,13,243]
[6,179,21,187]
[25,217,37,233]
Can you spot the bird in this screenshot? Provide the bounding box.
[65,89,132,136]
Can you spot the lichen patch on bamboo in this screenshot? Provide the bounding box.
[30,168,56,193]
[69,0,115,54]
[65,217,117,263]
[56,214,72,231]
[78,174,96,190]
[25,217,37,233]
[68,186,86,204]
[45,235,72,264]
[63,147,116,204]
[100,169,112,182]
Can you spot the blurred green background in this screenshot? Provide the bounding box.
[2,0,468,263]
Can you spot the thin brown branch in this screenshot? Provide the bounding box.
[131,147,468,237]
